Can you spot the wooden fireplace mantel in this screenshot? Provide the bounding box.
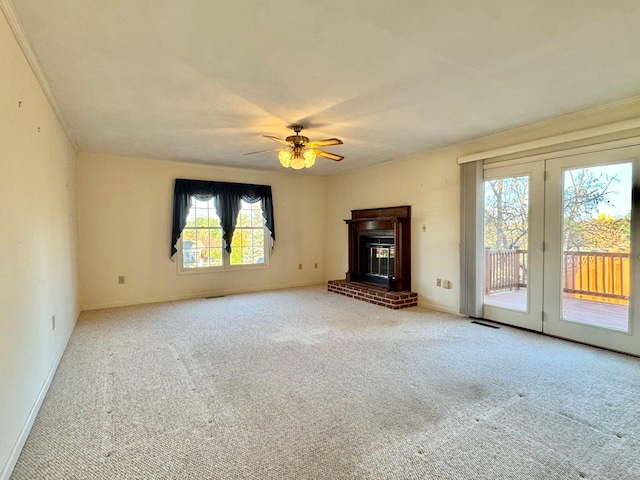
[344,206,411,292]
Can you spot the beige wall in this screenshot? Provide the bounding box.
[77,153,327,309]
[0,11,78,479]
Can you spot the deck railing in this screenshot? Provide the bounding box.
[563,251,630,300]
[485,249,630,301]
[484,249,527,294]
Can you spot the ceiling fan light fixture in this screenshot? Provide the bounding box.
[246,125,343,170]
[278,149,292,168]
[290,153,305,170]
[303,149,316,168]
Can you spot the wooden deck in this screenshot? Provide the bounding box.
[485,289,629,331]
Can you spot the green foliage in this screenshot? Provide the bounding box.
[565,212,630,251]
[230,224,265,265]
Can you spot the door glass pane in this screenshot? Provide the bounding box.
[484,175,530,312]
[561,163,631,331]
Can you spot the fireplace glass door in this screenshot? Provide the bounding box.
[362,239,395,286]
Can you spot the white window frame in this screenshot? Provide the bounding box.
[177,198,270,275]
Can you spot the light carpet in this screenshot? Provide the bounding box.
[11,286,640,479]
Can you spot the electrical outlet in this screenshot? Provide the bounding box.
[52,315,56,330]
[422,224,427,232]
[436,278,442,287]
[443,280,452,289]
[118,275,125,284]
[298,264,302,270]
[314,263,318,269]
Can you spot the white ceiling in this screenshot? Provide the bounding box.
[8,0,640,175]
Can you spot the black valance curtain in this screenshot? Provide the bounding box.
[171,179,275,258]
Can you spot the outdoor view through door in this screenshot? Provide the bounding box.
[483,175,530,312]
[561,163,631,331]
[476,146,638,354]
[483,163,632,332]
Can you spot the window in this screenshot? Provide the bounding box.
[180,198,223,269]
[229,200,266,266]
[179,198,267,273]
[170,178,275,269]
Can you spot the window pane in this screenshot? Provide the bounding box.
[182,231,197,268]
[211,229,222,248]
[227,201,266,265]
[209,247,223,266]
[230,246,242,265]
[243,247,253,264]
[561,163,631,331]
[181,197,223,270]
[208,213,220,228]
[238,210,251,227]
[251,208,263,228]
[483,175,529,312]
[182,228,196,242]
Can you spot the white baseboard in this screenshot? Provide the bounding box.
[80,280,326,311]
[417,301,463,316]
[0,311,80,480]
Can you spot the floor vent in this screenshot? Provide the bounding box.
[471,320,500,329]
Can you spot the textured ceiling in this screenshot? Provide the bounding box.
[7,0,640,174]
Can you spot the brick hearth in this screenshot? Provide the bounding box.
[327,280,418,310]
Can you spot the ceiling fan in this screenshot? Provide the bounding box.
[244,125,344,169]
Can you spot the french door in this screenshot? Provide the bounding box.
[543,148,639,354]
[482,146,639,355]
[482,162,545,331]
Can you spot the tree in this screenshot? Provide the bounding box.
[484,176,529,250]
[568,212,630,251]
[484,167,628,252]
[562,169,622,251]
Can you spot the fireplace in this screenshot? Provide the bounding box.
[328,206,415,309]
[344,206,411,292]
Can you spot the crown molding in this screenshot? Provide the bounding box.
[1,0,78,150]
[457,117,640,164]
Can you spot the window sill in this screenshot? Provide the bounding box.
[177,263,269,276]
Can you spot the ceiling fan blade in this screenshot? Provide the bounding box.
[305,138,343,148]
[316,150,344,162]
[263,135,293,146]
[243,148,283,155]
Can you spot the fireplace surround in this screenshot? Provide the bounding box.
[328,205,415,309]
[344,205,411,292]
